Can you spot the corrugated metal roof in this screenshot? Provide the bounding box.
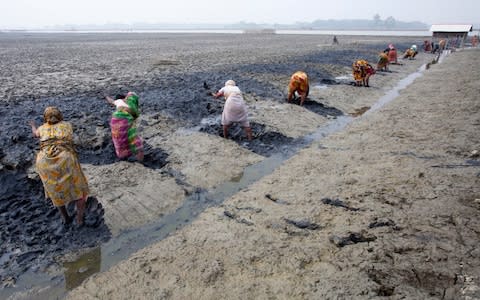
[430,24,473,32]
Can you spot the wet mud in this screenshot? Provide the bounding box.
[0,33,428,296]
[321,197,360,211]
[288,98,344,117]
[0,96,169,287]
[198,122,296,156]
[329,231,377,247]
[0,173,110,288]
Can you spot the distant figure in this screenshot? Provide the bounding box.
[29,107,89,226]
[472,35,479,47]
[439,39,446,51]
[377,52,389,71]
[333,35,339,45]
[423,40,432,52]
[352,60,375,87]
[104,92,144,161]
[212,80,253,140]
[403,45,418,59]
[287,71,310,106]
[386,44,398,64]
[454,35,460,48]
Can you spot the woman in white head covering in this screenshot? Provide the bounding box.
[212,80,252,140]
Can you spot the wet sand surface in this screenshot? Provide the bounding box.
[1,32,479,299]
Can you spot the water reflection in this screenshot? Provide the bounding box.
[63,247,101,290]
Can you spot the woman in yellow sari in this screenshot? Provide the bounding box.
[352,60,375,87]
[377,52,389,71]
[30,107,89,226]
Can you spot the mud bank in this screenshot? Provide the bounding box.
[0,32,440,298]
[66,49,480,299]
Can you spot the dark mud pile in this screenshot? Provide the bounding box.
[0,32,417,289]
[0,192,109,288]
[199,122,297,156]
[0,96,170,286]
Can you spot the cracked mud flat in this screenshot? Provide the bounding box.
[1,32,478,299]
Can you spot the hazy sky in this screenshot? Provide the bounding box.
[2,0,479,28]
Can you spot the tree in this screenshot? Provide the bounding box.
[385,16,396,29]
[373,14,381,27]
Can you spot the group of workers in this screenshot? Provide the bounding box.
[352,42,426,87]
[29,38,435,226]
[29,92,145,227]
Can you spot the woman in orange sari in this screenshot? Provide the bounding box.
[287,71,309,106]
[403,45,418,59]
[30,107,89,226]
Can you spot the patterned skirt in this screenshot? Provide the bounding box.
[110,116,143,159]
[36,149,89,207]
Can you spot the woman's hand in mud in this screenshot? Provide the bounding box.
[212,91,222,99]
[29,120,39,138]
[104,95,115,106]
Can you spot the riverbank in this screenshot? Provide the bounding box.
[63,49,480,298]
[2,33,478,299]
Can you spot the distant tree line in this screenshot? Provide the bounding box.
[273,14,428,30]
[223,14,427,30]
[40,15,428,31]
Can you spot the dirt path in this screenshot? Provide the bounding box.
[67,49,480,299]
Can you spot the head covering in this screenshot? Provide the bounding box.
[43,106,63,125]
[411,45,417,51]
[225,80,236,87]
[124,91,140,119]
[388,44,395,49]
[222,85,241,98]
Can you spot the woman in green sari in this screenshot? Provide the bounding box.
[104,92,144,161]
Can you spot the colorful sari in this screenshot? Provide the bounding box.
[403,48,416,59]
[110,92,143,159]
[377,52,389,70]
[288,71,309,97]
[36,121,89,207]
[388,49,398,63]
[352,60,368,82]
[352,62,363,82]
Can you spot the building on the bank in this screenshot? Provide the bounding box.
[430,24,473,48]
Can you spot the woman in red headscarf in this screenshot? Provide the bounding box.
[387,44,398,63]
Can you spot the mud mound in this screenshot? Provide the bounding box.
[289,98,344,117]
[198,122,296,156]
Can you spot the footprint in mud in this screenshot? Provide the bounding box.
[198,121,296,156]
[141,143,169,169]
[0,186,111,284]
